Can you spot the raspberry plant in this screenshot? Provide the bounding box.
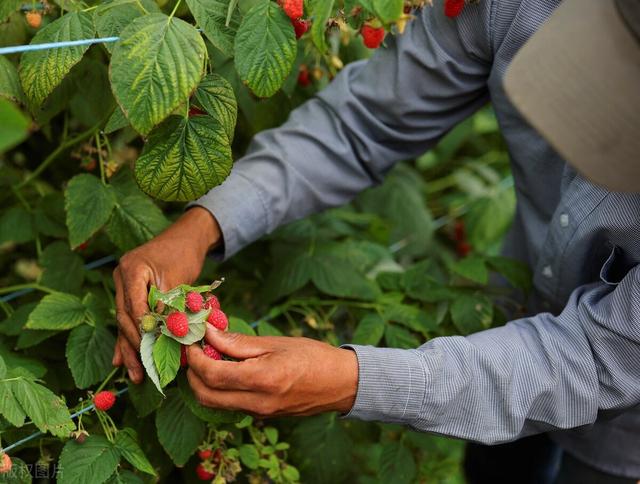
[0,0,520,483]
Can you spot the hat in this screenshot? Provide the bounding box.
[504,0,640,192]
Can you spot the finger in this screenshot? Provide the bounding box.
[187,368,261,412]
[114,269,142,349]
[112,337,123,366]
[119,337,144,383]
[203,326,277,360]
[121,263,152,322]
[186,344,254,391]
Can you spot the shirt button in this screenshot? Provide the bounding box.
[559,213,570,227]
[542,266,554,278]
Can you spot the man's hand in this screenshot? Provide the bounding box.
[112,207,221,383]
[186,326,359,417]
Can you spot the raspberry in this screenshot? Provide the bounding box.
[203,295,220,310]
[26,11,42,29]
[444,0,465,18]
[360,24,385,49]
[198,449,213,460]
[203,344,222,360]
[180,345,188,367]
[140,314,158,333]
[207,309,228,331]
[94,391,116,411]
[0,454,11,474]
[292,18,309,39]
[166,311,189,337]
[456,241,472,257]
[298,66,311,87]
[196,463,216,481]
[77,240,90,250]
[454,220,466,243]
[279,0,303,20]
[188,106,205,117]
[186,292,204,312]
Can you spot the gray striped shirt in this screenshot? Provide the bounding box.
[193,0,640,477]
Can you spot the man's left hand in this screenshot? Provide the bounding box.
[186,326,359,417]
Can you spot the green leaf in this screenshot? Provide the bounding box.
[65,174,117,249]
[485,256,532,293]
[115,428,157,477]
[178,374,243,424]
[25,293,87,330]
[239,444,260,469]
[0,99,29,154]
[264,426,278,445]
[372,0,403,23]
[309,0,334,52]
[0,380,26,427]
[148,285,185,312]
[194,73,237,141]
[0,343,47,378]
[160,309,208,345]
[156,389,206,466]
[234,1,297,97]
[0,303,37,336]
[0,456,30,483]
[450,293,494,335]
[94,0,160,53]
[38,241,85,294]
[262,245,313,302]
[127,378,163,418]
[0,55,25,104]
[379,441,416,484]
[66,324,116,389]
[228,316,257,336]
[0,206,35,244]
[104,106,129,133]
[382,303,438,335]
[135,114,232,201]
[451,256,489,285]
[152,334,181,388]
[12,378,74,437]
[384,324,421,349]
[466,188,516,252]
[58,435,120,484]
[352,313,385,346]
[311,253,380,301]
[19,11,95,107]
[140,332,164,395]
[257,320,283,336]
[34,193,67,238]
[110,14,206,135]
[0,0,21,23]
[186,0,240,56]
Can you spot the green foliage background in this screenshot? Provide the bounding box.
[0,0,526,482]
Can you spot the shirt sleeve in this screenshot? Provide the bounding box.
[190,1,493,258]
[344,265,640,445]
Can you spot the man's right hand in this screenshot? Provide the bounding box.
[112,207,222,383]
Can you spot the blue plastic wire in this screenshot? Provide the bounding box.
[0,37,120,56]
[3,387,129,453]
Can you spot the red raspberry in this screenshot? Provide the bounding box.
[456,241,472,257]
[25,11,42,29]
[0,454,11,474]
[196,463,216,481]
[186,292,204,312]
[93,391,116,411]
[360,24,385,49]
[279,0,303,20]
[203,295,220,311]
[203,344,222,360]
[198,449,213,460]
[454,220,466,242]
[188,106,206,117]
[166,311,189,337]
[298,66,311,87]
[207,309,228,331]
[180,345,188,367]
[444,0,465,18]
[212,448,222,464]
[292,18,309,39]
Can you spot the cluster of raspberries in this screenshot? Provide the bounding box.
[164,292,228,363]
[195,448,223,480]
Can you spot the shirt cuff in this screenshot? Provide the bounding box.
[187,170,269,260]
[341,344,429,424]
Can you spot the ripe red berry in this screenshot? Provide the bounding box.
[77,241,89,251]
[196,463,216,481]
[279,0,303,20]
[456,241,472,257]
[207,309,228,331]
[360,24,385,49]
[166,311,189,337]
[180,345,188,367]
[186,292,204,312]
[0,454,11,474]
[25,11,42,29]
[292,18,309,39]
[94,391,116,411]
[203,344,222,360]
[212,448,222,464]
[198,449,213,460]
[203,295,220,311]
[444,0,465,18]
[188,106,206,117]
[454,220,466,242]
[298,67,311,87]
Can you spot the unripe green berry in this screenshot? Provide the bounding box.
[140,314,158,333]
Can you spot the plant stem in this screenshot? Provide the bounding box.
[95,366,119,394]
[17,121,102,189]
[95,133,106,185]
[169,0,182,19]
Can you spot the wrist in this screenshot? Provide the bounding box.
[334,348,359,414]
[171,207,222,256]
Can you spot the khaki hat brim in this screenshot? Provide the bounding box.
[504,0,640,193]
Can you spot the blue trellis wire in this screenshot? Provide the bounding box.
[0,37,120,56]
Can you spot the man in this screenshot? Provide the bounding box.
[112,0,640,482]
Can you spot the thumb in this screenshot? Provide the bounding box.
[204,326,274,360]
